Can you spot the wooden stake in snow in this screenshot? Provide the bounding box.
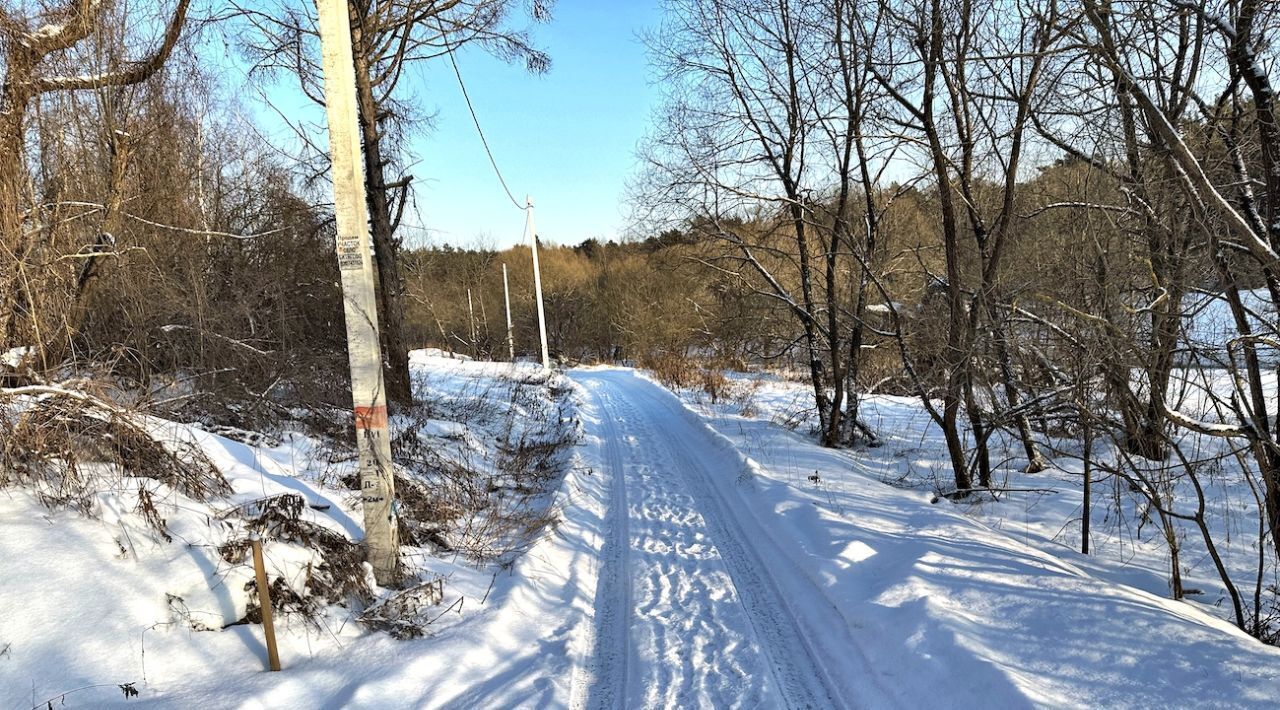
[315,0,399,584]
[502,263,516,361]
[250,534,281,672]
[527,196,550,369]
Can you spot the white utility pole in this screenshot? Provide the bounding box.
[527,196,550,370]
[467,288,477,355]
[314,0,399,584]
[502,263,516,362]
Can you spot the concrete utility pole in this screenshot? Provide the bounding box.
[467,288,477,356]
[314,0,399,584]
[527,196,551,370]
[502,263,516,361]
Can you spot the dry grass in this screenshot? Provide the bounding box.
[642,352,698,389]
[643,355,764,416]
[0,385,229,538]
[391,371,581,565]
[359,576,448,639]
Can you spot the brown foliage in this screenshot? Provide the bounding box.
[0,387,229,519]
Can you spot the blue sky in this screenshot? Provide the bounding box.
[210,1,664,249]
[394,0,663,249]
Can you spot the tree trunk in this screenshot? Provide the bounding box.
[0,53,32,355]
[1081,405,1092,554]
[942,395,971,491]
[350,12,413,409]
[963,372,992,488]
[990,309,1047,472]
[823,243,845,448]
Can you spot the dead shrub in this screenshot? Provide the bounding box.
[359,576,448,639]
[709,354,750,373]
[730,378,763,417]
[773,396,816,431]
[642,353,697,389]
[135,485,172,542]
[699,368,730,403]
[391,372,580,565]
[0,385,229,535]
[218,493,373,624]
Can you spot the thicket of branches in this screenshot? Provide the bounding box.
[0,1,353,426]
[0,0,550,420]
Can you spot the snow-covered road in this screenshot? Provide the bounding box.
[565,367,1280,710]
[570,370,858,709]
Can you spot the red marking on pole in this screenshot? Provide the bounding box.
[354,405,388,430]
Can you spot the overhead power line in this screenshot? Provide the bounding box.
[439,30,527,212]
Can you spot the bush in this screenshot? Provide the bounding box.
[642,352,698,389]
[0,384,229,535]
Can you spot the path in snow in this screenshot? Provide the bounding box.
[570,370,849,710]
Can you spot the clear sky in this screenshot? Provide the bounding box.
[397,0,664,249]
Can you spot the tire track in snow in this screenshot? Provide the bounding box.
[628,384,842,710]
[571,377,634,710]
[572,371,845,709]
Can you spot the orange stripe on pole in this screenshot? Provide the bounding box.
[354,405,388,430]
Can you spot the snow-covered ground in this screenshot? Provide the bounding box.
[1181,288,1278,365]
[4,352,1280,708]
[0,354,590,708]
[568,368,1280,708]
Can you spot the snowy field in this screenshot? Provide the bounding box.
[2,352,1280,708]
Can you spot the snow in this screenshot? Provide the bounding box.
[0,354,592,708]
[1,346,30,369]
[863,302,904,316]
[575,368,1280,708]
[3,351,1279,707]
[413,347,472,362]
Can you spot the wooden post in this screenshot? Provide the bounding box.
[1081,405,1092,555]
[502,263,515,361]
[315,0,399,584]
[250,534,281,672]
[527,197,550,370]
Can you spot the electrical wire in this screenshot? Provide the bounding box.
[520,204,533,245]
[439,29,528,212]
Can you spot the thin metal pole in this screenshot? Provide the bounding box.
[502,263,515,361]
[527,196,550,370]
[315,0,399,584]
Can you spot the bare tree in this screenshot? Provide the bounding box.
[642,0,888,448]
[1078,0,1280,570]
[0,0,192,368]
